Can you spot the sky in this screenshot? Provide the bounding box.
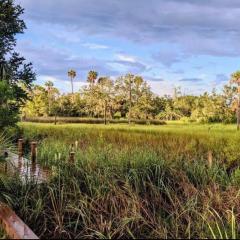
[15,0,240,96]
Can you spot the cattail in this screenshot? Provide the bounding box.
[208,150,213,168]
[75,141,79,150]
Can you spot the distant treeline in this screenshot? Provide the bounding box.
[21,72,239,124]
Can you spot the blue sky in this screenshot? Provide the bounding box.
[15,0,240,95]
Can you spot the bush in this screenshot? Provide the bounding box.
[23,117,166,125]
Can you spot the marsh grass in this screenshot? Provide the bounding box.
[1,122,240,238]
[0,227,8,239]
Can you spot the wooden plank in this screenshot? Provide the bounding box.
[0,203,38,239]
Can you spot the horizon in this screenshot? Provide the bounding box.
[15,0,240,96]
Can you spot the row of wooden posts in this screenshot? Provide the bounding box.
[17,139,76,164]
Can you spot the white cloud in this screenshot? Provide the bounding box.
[115,54,137,63]
[82,43,109,49]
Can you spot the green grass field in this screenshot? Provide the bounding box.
[1,121,240,238]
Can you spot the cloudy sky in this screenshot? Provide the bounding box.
[15,0,240,95]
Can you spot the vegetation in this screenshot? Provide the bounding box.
[22,116,166,125]
[0,122,240,239]
[21,74,240,126]
[0,0,35,130]
[0,227,7,239]
[1,1,240,239]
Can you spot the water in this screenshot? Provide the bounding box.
[0,152,50,183]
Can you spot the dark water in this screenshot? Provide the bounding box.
[0,152,50,183]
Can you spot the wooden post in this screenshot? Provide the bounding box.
[208,150,213,168]
[69,152,75,164]
[18,139,23,158]
[31,142,37,162]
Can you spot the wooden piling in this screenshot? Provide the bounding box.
[69,152,75,164]
[208,150,213,168]
[30,142,37,162]
[18,139,23,158]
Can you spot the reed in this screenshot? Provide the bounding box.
[1,122,240,238]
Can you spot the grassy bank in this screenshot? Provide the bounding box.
[1,122,240,238]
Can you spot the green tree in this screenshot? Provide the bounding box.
[0,80,18,128]
[230,71,240,130]
[97,77,115,124]
[0,0,35,129]
[87,70,98,86]
[44,81,59,116]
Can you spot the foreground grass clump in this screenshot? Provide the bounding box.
[0,227,8,239]
[1,122,240,238]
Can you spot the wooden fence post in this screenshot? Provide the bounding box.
[69,152,75,164]
[31,142,37,162]
[18,139,23,158]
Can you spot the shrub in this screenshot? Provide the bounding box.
[23,117,166,125]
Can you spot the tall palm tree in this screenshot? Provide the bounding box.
[230,71,240,130]
[87,70,98,86]
[68,69,76,94]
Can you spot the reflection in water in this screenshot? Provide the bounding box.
[0,152,50,183]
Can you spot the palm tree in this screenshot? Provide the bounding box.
[68,69,76,94]
[230,71,240,130]
[87,70,98,86]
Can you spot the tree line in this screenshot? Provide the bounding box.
[21,70,240,124]
[2,0,240,130]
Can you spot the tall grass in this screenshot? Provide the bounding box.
[0,227,8,239]
[1,122,240,238]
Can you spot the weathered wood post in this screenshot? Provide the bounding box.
[31,142,37,162]
[18,139,23,158]
[208,150,213,168]
[69,152,75,164]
